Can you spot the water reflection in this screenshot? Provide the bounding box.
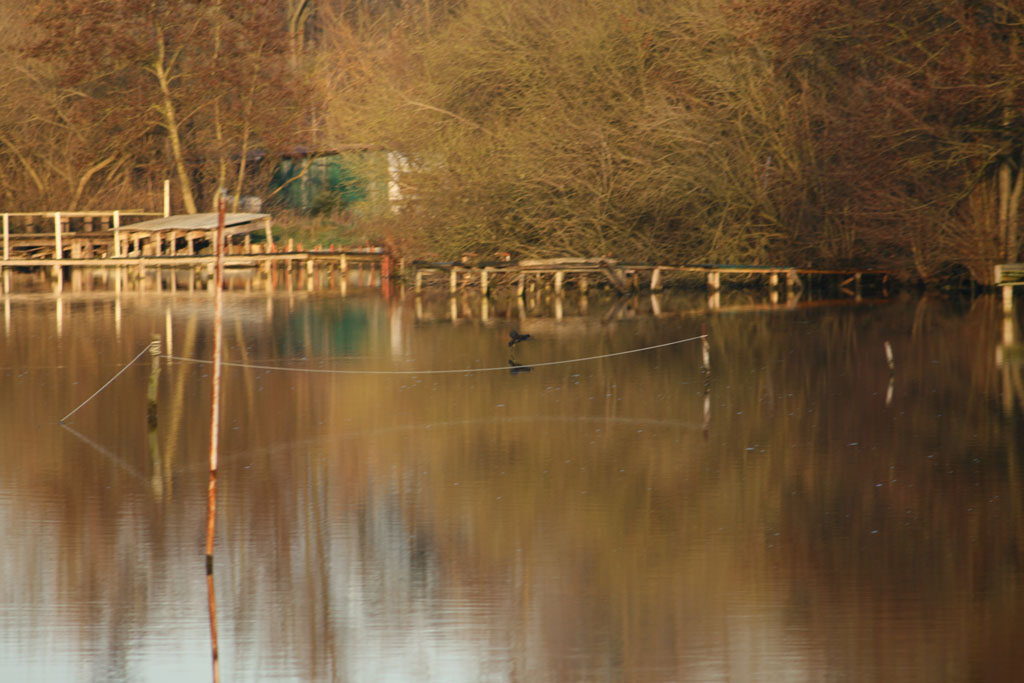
[0,274,1022,681]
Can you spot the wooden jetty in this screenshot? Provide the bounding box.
[2,210,162,260]
[1,210,272,260]
[0,209,393,294]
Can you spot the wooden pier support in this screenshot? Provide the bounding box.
[707,271,721,291]
[651,267,663,292]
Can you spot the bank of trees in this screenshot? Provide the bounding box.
[1,0,313,213]
[0,0,1021,281]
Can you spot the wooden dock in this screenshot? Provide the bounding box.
[2,210,273,260]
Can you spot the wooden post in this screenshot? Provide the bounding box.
[449,268,458,294]
[480,267,490,297]
[415,268,423,293]
[554,270,564,294]
[206,197,225,683]
[516,272,525,298]
[579,274,589,294]
[163,179,171,217]
[2,213,8,260]
[263,217,274,252]
[702,331,711,376]
[113,211,121,257]
[786,270,800,294]
[54,211,63,260]
[147,335,161,431]
[1003,285,1013,315]
[650,267,663,292]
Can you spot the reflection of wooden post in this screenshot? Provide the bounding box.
[1003,285,1013,315]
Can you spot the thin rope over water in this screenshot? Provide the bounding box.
[163,334,707,376]
[59,342,156,424]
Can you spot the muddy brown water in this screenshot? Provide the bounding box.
[1,272,1022,681]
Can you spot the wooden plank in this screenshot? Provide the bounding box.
[995,264,1024,285]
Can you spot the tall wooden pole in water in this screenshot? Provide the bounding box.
[205,196,226,683]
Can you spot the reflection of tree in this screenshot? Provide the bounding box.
[3,294,1023,680]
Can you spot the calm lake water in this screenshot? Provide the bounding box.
[1,270,1022,682]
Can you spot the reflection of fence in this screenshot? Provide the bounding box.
[0,247,389,295]
[413,258,892,300]
[412,287,891,325]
